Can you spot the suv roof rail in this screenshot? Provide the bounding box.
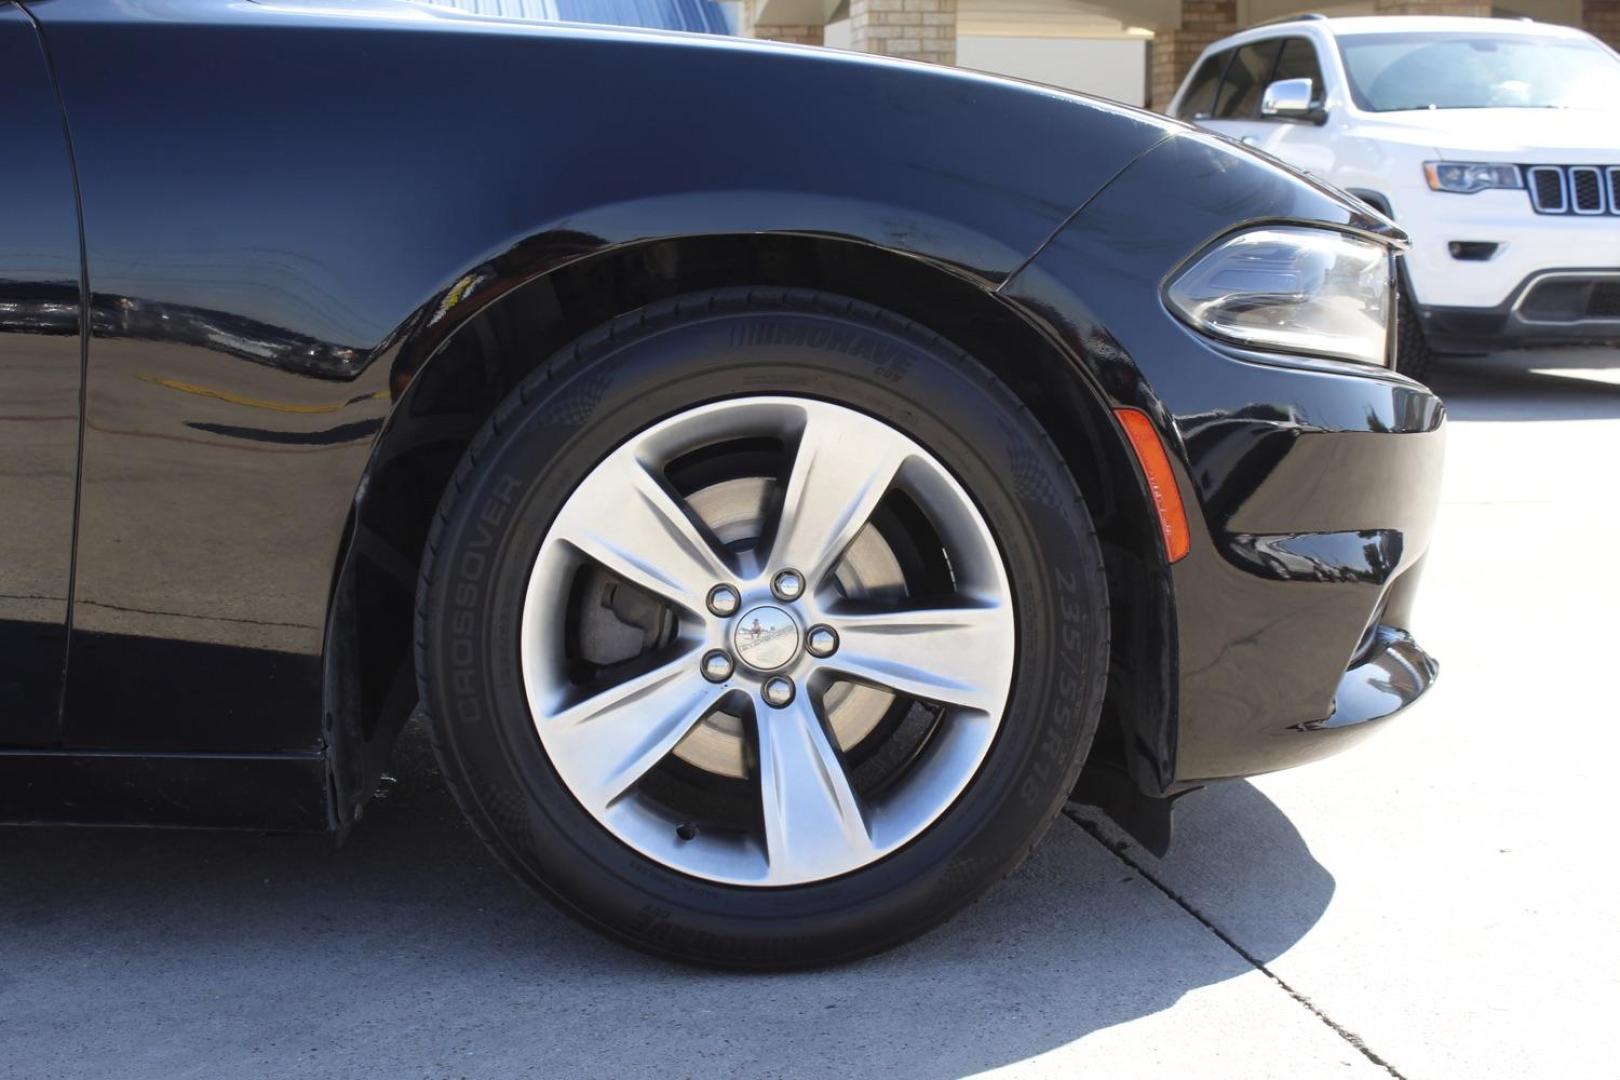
[1254,11,1328,26]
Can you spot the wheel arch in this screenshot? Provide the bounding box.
[322,232,1177,829]
[1345,189,1394,218]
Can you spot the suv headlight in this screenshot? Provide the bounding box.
[1165,226,1394,367]
[1423,161,1523,194]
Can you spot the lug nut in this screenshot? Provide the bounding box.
[701,650,734,683]
[772,569,805,602]
[761,676,795,708]
[707,584,740,617]
[806,625,839,658]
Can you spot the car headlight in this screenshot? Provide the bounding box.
[1165,226,1393,367]
[1423,161,1523,194]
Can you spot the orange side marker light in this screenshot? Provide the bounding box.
[1113,407,1191,563]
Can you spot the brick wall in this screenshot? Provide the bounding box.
[738,0,1616,104]
[1373,0,1490,13]
[750,24,826,44]
[736,2,825,45]
[1149,0,1235,112]
[1585,0,1620,47]
[849,0,956,67]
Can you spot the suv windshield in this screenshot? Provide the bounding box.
[1337,32,1620,111]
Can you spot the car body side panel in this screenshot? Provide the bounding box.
[1003,132,1443,787]
[26,0,1173,755]
[0,5,83,748]
[0,747,329,830]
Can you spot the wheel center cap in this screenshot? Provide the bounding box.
[732,605,800,671]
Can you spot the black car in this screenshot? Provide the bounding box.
[1,0,1442,968]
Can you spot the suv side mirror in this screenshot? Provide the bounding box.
[1261,78,1326,124]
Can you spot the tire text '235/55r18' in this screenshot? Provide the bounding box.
[416,289,1109,969]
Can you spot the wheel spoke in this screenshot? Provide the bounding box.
[756,695,873,882]
[551,453,732,611]
[539,652,722,811]
[769,409,909,588]
[819,602,1012,712]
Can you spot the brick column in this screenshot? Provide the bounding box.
[747,24,826,43]
[849,0,956,66]
[1373,0,1489,13]
[737,1,825,45]
[1585,0,1620,48]
[1149,0,1235,112]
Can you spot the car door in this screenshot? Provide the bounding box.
[0,4,84,746]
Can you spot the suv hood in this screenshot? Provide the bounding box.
[1368,108,1620,160]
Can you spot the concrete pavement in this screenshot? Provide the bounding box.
[3,352,1617,1079]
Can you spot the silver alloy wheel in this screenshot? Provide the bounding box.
[520,396,1015,886]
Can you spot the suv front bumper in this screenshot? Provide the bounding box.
[1417,270,1620,353]
[1393,186,1620,323]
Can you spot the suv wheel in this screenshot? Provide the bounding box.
[1396,296,1438,382]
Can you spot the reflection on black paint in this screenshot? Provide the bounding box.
[185,418,384,446]
[1178,405,1305,531]
[0,283,80,338]
[4,289,370,381]
[92,294,367,380]
[1301,628,1438,732]
[1226,529,1405,585]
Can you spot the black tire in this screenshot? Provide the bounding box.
[415,288,1109,969]
[1396,297,1437,383]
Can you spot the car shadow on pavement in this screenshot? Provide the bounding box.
[1428,352,1620,422]
[0,726,1334,1078]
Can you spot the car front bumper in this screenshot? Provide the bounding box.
[1161,395,1444,782]
[1001,130,1444,790]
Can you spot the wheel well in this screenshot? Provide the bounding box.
[327,233,1175,824]
[1346,189,1393,219]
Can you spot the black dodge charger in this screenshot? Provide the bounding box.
[1,0,1442,967]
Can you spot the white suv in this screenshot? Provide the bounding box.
[1167,15,1620,378]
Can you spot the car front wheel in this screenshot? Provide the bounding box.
[416,288,1109,968]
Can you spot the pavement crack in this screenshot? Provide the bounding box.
[1063,806,1409,1080]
